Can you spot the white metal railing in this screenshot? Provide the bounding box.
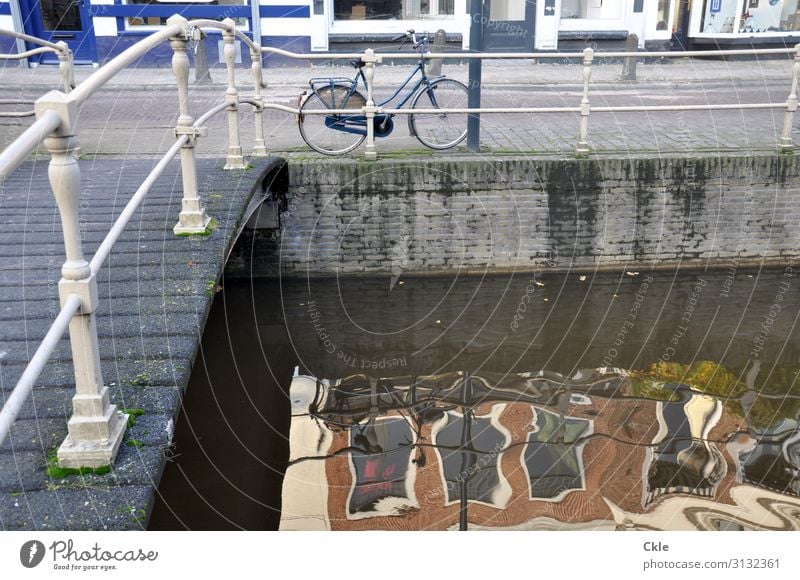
[0,16,267,469]
[0,17,798,471]
[0,29,75,118]
[256,43,800,158]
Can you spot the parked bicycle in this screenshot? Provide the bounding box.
[297,30,469,155]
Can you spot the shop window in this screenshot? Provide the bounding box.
[700,0,740,32]
[125,0,248,28]
[333,0,454,20]
[560,0,623,20]
[741,0,800,33]
[700,0,800,33]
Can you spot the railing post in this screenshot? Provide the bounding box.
[55,42,75,94]
[576,47,593,156]
[251,43,267,157]
[168,16,211,235]
[34,91,127,468]
[778,43,800,153]
[222,19,245,169]
[362,48,381,161]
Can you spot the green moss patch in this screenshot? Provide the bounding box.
[46,450,111,480]
[119,408,145,428]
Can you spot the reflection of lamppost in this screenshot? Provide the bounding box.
[467,0,484,152]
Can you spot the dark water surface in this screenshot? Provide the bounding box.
[149,267,800,530]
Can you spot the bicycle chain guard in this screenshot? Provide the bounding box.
[373,115,394,138]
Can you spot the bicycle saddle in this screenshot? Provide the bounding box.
[350,58,365,69]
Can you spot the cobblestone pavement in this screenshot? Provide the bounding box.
[1,57,799,159]
[0,157,278,530]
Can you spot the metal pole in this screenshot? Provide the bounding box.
[467,0,483,152]
[33,91,128,468]
[576,47,594,155]
[250,0,262,46]
[778,43,800,153]
[193,30,213,85]
[168,16,211,235]
[458,371,472,531]
[362,48,380,160]
[251,44,267,156]
[55,43,75,93]
[8,0,27,67]
[222,19,246,169]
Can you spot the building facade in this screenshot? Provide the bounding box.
[1,1,799,66]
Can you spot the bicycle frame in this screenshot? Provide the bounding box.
[307,55,444,138]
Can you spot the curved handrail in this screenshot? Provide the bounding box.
[70,23,184,105]
[0,109,61,182]
[195,101,235,126]
[0,294,82,446]
[0,30,75,93]
[89,135,190,275]
[0,46,56,60]
[188,18,260,54]
[0,28,64,51]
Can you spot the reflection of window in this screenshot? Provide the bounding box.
[347,418,418,517]
[125,1,247,28]
[522,408,592,501]
[432,409,511,507]
[333,0,454,21]
[560,0,622,19]
[644,396,726,505]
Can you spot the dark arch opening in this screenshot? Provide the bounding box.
[148,159,295,531]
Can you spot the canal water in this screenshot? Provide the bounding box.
[149,267,800,530]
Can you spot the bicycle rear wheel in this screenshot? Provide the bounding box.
[298,87,367,156]
[409,78,469,150]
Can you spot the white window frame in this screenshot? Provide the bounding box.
[558,0,633,33]
[327,0,464,35]
[122,0,251,32]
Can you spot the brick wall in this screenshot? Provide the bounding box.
[227,154,800,277]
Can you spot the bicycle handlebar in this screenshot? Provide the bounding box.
[395,29,429,52]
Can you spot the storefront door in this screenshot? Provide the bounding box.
[21,0,96,63]
[483,0,535,51]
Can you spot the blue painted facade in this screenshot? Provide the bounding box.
[3,1,313,66]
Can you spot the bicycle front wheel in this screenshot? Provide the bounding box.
[410,78,469,150]
[298,87,367,156]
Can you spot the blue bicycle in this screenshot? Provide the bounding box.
[298,30,469,155]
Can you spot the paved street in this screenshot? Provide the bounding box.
[1,56,798,159]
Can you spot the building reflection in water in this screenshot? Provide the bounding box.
[281,367,800,531]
